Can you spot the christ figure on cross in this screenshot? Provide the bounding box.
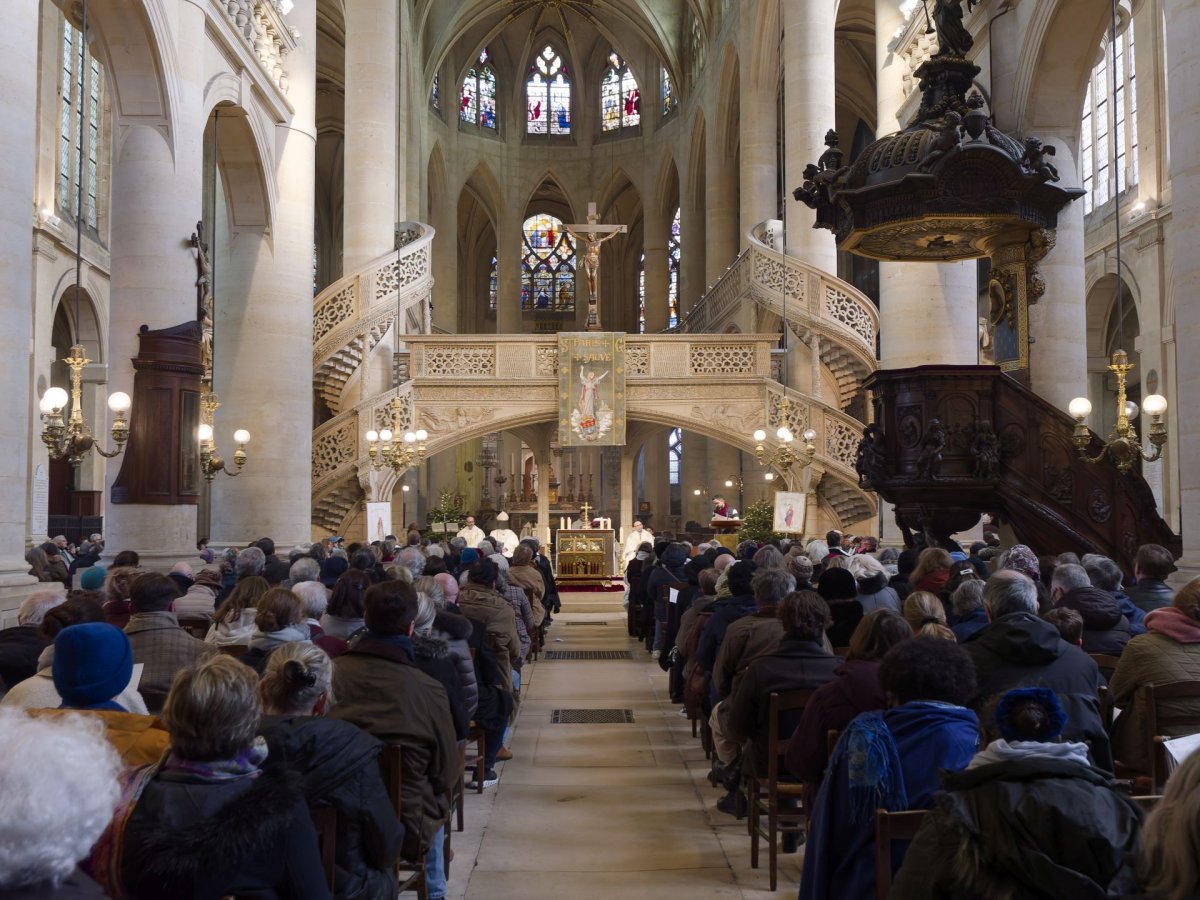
[564,202,627,331]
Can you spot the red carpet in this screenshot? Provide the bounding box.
[555,581,624,592]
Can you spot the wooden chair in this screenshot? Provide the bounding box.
[379,743,428,899]
[1133,794,1163,813]
[217,644,249,657]
[1098,683,1113,732]
[177,615,213,640]
[748,690,814,891]
[140,689,169,715]
[309,805,338,892]
[1144,681,1200,791]
[656,581,688,633]
[466,722,486,794]
[874,809,927,900]
[826,729,842,758]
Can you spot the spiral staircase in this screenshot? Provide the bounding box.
[310,219,881,538]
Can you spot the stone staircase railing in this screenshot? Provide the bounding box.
[214,0,298,94]
[679,220,878,411]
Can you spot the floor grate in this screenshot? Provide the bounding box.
[565,621,612,626]
[551,708,635,724]
[543,650,633,660]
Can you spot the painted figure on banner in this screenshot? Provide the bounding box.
[571,366,613,442]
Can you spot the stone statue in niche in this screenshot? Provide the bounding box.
[916,418,947,479]
[855,423,888,487]
[931,0,980,58]
[971,420,1001,479]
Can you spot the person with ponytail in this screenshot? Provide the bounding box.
[258,642,404,900]
[891,687,1142,899]
[902,591,956,641]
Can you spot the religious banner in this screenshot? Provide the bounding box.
[558,332,626,447]
[772,491,808,535]
[366,501,392,543]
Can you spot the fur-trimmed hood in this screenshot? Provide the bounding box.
[411,631,450,662]
[433,608,473,641]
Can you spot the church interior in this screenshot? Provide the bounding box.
[4,0,1200,897]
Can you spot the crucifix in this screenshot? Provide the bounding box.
[578,500,593,523]
[564,202,627,331]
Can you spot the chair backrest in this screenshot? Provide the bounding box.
[1132,794,1163,813]
[177,616,213,640]
[766,690,815,785]
[309,805,338,890]
[874,808,927,900]
[657,581,688,621]
[827,729,842,758]
[1143,681,1200,789]
[217,644,249,657]
[1089,653,1121,673]
[379,743,404,818]
[140,689,169,715]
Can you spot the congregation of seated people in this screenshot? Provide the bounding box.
[0,531,557,899]
[642,528,1200,898]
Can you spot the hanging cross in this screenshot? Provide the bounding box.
[578,500,594,523]
[564,202,627,331]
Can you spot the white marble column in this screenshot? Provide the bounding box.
[0,0,39,614]
[210,0,317,548]
[875,0,978,371]
[1028,133,1087,410]
[706,109,740,284]
[782,0,837,272]
[642,202,669,332]
[1165,1,1200,579]
[103,2,207,564]
[739,38,778,241]
[536,458,552,545]
[679,199,707,314]
[343,0,398,271]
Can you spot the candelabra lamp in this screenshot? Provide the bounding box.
[197,391,250,481]
[752,398,817,472]
[39,344,130,465]
[1069,350,1167,475]
[365,399,428,473]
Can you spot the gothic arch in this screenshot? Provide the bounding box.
[715,43,740,160]
[686,111,707,202]
[461,160,503,227]
[205,105,272,231]
[653,151,681,222]
[522,171,577,223]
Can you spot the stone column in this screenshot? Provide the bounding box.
[679,199,707,314]
[343,0,398,271]
[640,431,669,533]
[642,202,669,332]
[1028,134,1087,410]
[1166,2,1200,579]
[536,458,552,545]
[739,38,778,241]
[497,207,523,334]
[103,2,207,565]
[875,0,978,371]
[706,109,740,284]
[782,0,837,272]
[619,448,635,541]
[0,0,39,613]
[210,0,317,548]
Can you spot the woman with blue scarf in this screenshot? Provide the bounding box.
[799,637,979,900]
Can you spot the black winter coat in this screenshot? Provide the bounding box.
[260,716,403,900]
[1127,577,1174,613]
[1057,586,1133,656]
[891,756,1142,900]
[826,599,865,649]
[120,764,331,900]
[0,625,49,687]
[785,658,885,784]
[694,593,757,675]
[411,632,471,740]
[0,869,107,899]
[642,548,689,626]
[964,612,1110,769]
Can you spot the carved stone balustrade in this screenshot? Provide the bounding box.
[217,0,297,94]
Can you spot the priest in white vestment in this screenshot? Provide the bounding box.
[623,521,654,567]
[456,515,486,547]
[489,512,520,557]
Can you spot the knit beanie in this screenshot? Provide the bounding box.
[999,544,1040,582]
[460,548,480,567]
[726,560,758,597]
[52,622,133,710]
[817,567,857,602]
[994,687,1067,742]
[320,556,349,588]
[79,565,107,591]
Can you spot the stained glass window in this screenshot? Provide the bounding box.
[527,45,571,135]
[661,67,677,117]
[460,49,497,129]
[521,213,575,311]
[488,255,498,311]
[58,21,104,230]
[431,73,440,110]
[601,51,640,132]
[637,253,646,334]
[669,428,681,485]
[668,208,681,328]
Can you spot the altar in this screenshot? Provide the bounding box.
[555,528,618,584]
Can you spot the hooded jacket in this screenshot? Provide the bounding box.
[330,638,459,860]
[259,716,402,900]
[855,572,901,614]
[643,544,690,625]
[1056,586,1133,656]
[890,756,1142,900]
[431,609,477,720]
[964,612,1109,769]
[694,593,757,676]
[457,583,521,689]
[119,764,331,899]
[410,632,470,740]
[1109,606,1200,772]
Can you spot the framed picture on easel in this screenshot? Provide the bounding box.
[772,492,807,535]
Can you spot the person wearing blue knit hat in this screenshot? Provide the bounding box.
[79,564,107,592]
[53,622,134,712]
[890,685,1142,899]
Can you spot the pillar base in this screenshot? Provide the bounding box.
[0,570,55,627]
[103,504,199,572]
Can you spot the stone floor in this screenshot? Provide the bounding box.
[446,591,805,899]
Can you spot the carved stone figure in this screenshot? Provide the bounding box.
[189,221,214,383]
[855,423,888,487]
[794,131,846,212]
[918,112,963,172]
[971,419,1001,479]
[1020,137,1060,182]
[916,417,947,479]
[932,0,979,58]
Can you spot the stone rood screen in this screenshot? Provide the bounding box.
[559,332,626,447]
